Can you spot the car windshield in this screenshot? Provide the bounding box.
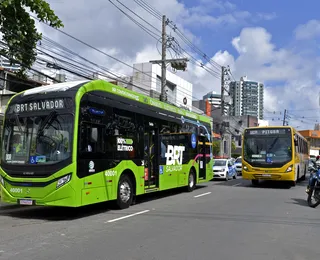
[214,160,226,166]
[243,134,292,167]
[1,112,73,165]
[235,158,242,163]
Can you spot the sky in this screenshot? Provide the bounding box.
[32,0,320,130]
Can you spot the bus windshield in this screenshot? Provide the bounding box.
[243,134,292,167]
[1,112,73,165]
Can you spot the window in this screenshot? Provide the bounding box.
[2,113,73,165]
[79,123,106,154]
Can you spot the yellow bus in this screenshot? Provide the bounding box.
[242,126,309,186]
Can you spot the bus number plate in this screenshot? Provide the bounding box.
[19,199,33,205]
[262,174,271,177]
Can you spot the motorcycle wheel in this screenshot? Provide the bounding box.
[307,179,320,208]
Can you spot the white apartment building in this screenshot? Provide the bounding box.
[229,76,264,119]
[204,91,230,115]
[130,62,193,111]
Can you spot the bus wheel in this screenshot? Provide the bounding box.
[116,174,133,209]
[186,169,196,192]
[251,180,259,186]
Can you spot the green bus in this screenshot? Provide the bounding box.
[0,79,213,209]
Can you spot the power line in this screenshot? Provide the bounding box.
[108,0,160,40]
[29,15,203,103]
[131,0,222,72]
[108,0,221,83]
[1,26,203,108]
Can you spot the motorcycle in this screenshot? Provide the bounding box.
[306,163,320,208]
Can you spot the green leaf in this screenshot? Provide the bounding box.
[0,0,64,75]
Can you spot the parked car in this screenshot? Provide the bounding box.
[213,159,237,181]
[235,156,242,175]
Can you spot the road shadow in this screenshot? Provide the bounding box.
[290,198,308,207]
[244,178,309,190]
[0,201,112,221]
[0,185,207,221]
[210,178,239,184]
[249,180,293,189]
[132,185,207,205]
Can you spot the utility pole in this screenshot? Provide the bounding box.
[219,66,226,157]
[161,15,167,102]
[149,15,188,102]
[282,109,287,126]
[220,66,225,116]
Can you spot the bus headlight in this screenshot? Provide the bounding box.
[243,166,248,170]
[56,174,71,189]
[286,165,293,172]
[0,175,4,186]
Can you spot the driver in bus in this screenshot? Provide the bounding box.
[11,134,23,153]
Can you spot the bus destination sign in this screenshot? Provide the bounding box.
[247,128,289,135]
[7,99,66,114]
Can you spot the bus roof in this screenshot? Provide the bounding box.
[11,79,212,124]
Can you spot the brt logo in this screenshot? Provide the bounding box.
[165,145,185,165]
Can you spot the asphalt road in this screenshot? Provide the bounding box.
[1,176,320,260]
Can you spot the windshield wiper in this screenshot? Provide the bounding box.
[267,136,279,153]
[9,114,23,134]
[37,111,57,137]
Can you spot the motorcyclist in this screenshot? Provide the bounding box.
[306,157,320,193]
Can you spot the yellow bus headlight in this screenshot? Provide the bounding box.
[286,165,293,172]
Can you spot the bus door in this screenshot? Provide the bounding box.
[144,125,160,189]
[198,135,206,180]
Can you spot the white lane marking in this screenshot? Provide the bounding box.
[232,183,242,187]
[106,210,150,223]
[194,192,211,198]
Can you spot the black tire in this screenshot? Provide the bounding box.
[116,174,133,209]
[307,179,320,208]
[186,170,196,192]
[301,166,306,181]
[251,180,259,186]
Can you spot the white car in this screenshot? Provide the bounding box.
[213,159,237,181]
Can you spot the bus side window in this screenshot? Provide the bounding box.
[80,123,106,154]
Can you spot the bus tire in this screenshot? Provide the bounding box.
[251,180,259,186]
[116,174,133,209]
[186,169,196,192]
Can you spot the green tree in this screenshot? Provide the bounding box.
[212,141,220,155]
[231,140,236,153]
[0,0,63,75]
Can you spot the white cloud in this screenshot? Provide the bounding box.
[294,19,320,40]
[229,26,320,128]
[182,25,320,128]
[256,12,277,21]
